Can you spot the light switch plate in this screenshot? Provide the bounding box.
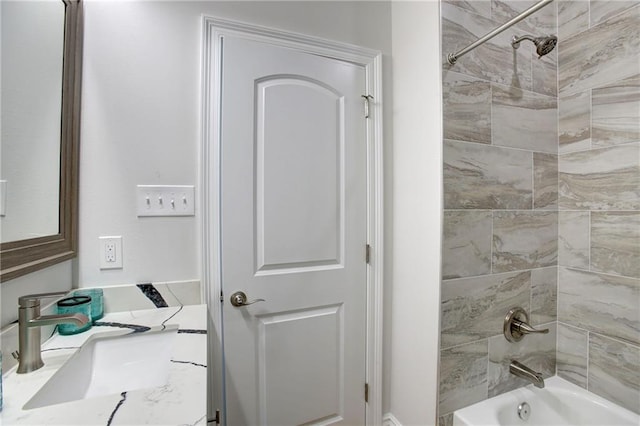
[0,180,7,216]
[136,185,195,217]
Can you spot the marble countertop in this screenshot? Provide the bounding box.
[1,304,207,425]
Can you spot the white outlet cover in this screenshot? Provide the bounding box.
[99,236,122,269]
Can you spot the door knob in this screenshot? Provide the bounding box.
[230,291,265,307]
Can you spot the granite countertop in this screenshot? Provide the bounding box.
[1,304,207,425]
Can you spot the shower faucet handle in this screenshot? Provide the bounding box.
[503,307,549,342]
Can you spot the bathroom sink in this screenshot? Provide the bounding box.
[23,325,178,409]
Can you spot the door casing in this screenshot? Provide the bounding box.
[200,16,384,425]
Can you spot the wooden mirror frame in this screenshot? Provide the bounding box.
[1,0,83,282]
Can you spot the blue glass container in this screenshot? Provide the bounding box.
[73,288,104,322]
[57,296,92,335]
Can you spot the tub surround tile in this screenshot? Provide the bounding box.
[531,267,557,325]
[441,271,531,348]
[532,48,558,97]
[533,153,558,210]
[590,1,640,27]
[558,0,590,39]
[557,322,588,388]
[438,413,454,426]
[559,90,591,154]
[592,75,640,148]
[558,143,640,210]
[443,0,491,19]
[558,267,640,345]
[591,212,640,278]
[487,322,556,397]
[442,2,532,90]
[442,210,492,279]
[588,333,640,414]
[559,5,640,96]
[558,211,590,269]
[444,140,533,209]
[443,72,492,144]
[491,84,557,154]
[492,0,557,36]
[439,340,489,415]
[492,211,558,273]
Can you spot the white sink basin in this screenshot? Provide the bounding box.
[24,325,178,410]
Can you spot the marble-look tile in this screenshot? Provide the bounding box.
[592,75,640,148]
[557,322,588,388]
[558,0,590,39]
[531,267,557,325]
[492,0,557,36]
[492,84,557,153]
[591,212,640,278]
[444,140,533,209]
[532,47,557,97]
[442,210,492,279]
[559,5,640,95]
[443,71,492,144]
[558,267,640,345]
[590,1,640,27]
[533,153,558,210]
[558,143,640,210]
[588,333,640,414]
[441,271,531,348]
[443,0,491,18]
[442,2,532,91]
[487,323,556,397]
[558,211,590,269]
[559,90,591,154]
[493,211,558,273]
[439,340,488,415]
[438,413,454,426]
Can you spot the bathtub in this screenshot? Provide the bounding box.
[453,376,639,425]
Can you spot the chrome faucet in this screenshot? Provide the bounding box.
[16,291,90,374]
[510,360,545,388]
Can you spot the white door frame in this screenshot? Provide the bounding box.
[200,16,384,425]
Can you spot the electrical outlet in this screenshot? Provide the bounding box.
[99,236,122,269]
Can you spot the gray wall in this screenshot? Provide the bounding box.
[556,0,640,415]
[438,1,558,421]
[438,0,640,423]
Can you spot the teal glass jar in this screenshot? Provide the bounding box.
[73,288,104,322]
[57,296,92,335]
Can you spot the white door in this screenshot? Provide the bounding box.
[220,35,368,426]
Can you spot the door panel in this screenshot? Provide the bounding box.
[220,35,367,426]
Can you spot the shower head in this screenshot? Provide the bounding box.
[511,34,557,58]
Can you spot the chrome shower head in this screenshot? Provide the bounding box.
[512,34,557,58]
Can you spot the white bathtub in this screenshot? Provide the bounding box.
[453,376,639,426]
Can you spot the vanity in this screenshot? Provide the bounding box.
[1,301,207,425]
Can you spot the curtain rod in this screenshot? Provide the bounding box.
[446,0,554,65]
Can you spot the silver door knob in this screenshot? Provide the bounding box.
[230,291,265,307]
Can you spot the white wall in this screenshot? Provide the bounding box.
[78,0,393,288]
[388,1,442,424]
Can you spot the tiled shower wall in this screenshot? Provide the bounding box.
[438,1,559,420]
[555,0,640,415]
[438,0,640,423]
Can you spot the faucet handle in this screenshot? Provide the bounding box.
[504,307,548,342]
[18,291,71,308]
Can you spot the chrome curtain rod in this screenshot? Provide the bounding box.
[447,0,554,65]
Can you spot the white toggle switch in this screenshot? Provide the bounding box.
[136,185,195,217]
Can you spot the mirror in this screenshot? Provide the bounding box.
[0,0,83,282]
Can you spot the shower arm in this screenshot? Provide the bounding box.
[446,0,554,65]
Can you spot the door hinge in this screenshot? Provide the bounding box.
[361,94,374,119]
[365,244,371,264]
[220,291,224,303]
[364,383,369,403]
